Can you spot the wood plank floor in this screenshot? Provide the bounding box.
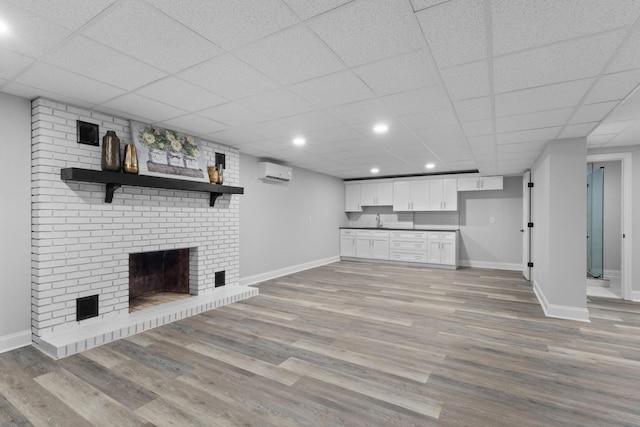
[2,261,640,426]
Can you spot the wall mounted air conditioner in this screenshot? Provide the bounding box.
[258,162,292,182]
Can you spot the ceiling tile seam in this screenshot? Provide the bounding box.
[557,13,640,140]
[483,0,498,172]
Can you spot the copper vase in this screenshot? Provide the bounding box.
[208,166,219,183]
[101,131,121,172]
[123,144,139,174]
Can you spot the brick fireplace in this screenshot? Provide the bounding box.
[30,98,257,358]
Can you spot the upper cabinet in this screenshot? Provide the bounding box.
[361,181,393,206]
[393,180,430,211]
[457,176,503,191]
[345,183,362,212]
[429,178,457,211]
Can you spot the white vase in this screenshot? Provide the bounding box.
[184,155,199,170]
[168,151,183,167]
[149,149,168,165]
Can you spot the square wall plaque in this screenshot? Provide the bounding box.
[77,120,99,146]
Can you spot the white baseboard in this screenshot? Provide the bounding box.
[533,280,590,322]
[0,330,31,354]
[240,256,340,287]
[629,290,640,302]
[458,260,522,271]
[603,269,621,279]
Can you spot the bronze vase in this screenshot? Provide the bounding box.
[123,144,139,174]
[101,131,121,172]
[208,166,219,184]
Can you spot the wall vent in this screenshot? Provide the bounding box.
[215,271,226,287]
[77,295,99,321]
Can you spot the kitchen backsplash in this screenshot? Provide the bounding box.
[347,207,459,230]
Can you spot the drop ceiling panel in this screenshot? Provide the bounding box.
[327,98,396,125]
[603,101,640,123]
[276,111,347,134]
[607,28,640,73]
[158,115,228,136]
[99,93,186,122]
[441,60,491,101]
[0,2,71,57]
[583,69,640,104]
[559,122,598,138]
[491,0,640,55]
[353,50,439,97]
[416,0,486,68]
[83,0,221,73]
[5,0,117,31]
[45,36,166,91]
[468,135,495,147]
[495,79,594,117]
[2,81,94,109]
[135,77,227,113]
[206,128,264,145]
[303,126,364,144]
[308,0,424,67]
[238,88,316,120]
[400,108,460,130]
[281,0,352,20]
[199,102,267,127]
[382,85,450,116]
[178,55,278,101]
[569,101,620,124]
[496,127,561,145]
[494,30,625,94]
[454,97,493,122]
[462,120,493,136]
[496,108,573,133]
[234,26,345,85]
[410,0,451,12]
[15,63,125,105]
[290,70,375,109]
[0,48,33,79]
[497,140,547,153]
[148,0,298,51]
[587,134,615,147]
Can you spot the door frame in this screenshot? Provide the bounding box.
[586,152,632,300]
[522,171,532,280]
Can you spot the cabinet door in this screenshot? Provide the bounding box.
[441,240,456,265]
[345,184,361,211]
[479,176,503,190]
[371,237,389,260]
[377,182,393,205]
[340,236,356,257]
[411,180,430,211]
[393,181,412,211]
[443,178,458,210]
[355,237,372,258]
[360,182,377,206]
[429,179,444,210]
[427,240,441,264]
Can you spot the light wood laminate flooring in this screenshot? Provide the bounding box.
[2,261,640,426]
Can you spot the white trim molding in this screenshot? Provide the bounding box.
[0,330,31,354]
[240,256,340,287]
[458,260,522,271]
[533,281,590,322]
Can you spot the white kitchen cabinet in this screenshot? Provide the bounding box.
[345,183,362,212]
[389,230,428,263]
[361,181,393,206]
[427,232,457,266]
[392,180,429,211]
[457,176,503,191]
[429,178,458,211]
[355,230,389,259]
[340,229,356,257]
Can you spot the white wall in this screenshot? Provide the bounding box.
[588,144,639,298]
[239,154,346,285]
[458,176,523,270]
[591,161,622,274]
[532,138,588,321]
[0,93,32,352]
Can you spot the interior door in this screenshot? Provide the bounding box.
[522,171,531,280]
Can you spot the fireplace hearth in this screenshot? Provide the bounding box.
[129,248,190,311]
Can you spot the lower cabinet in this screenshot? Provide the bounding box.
[427,232,457,266]
[341,229,457,268]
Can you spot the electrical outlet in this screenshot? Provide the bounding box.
[490,216,496,224]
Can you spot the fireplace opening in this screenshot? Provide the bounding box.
[129,248,190,312]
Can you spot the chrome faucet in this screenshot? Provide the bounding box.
[376,214,382,228]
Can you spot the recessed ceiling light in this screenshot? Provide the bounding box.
[373,123,388,134]
[293,137,305,146]
[0,20,10,36]
[425,163,435,169]
[371,167,379,174]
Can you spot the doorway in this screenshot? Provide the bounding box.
[586,153,632,300]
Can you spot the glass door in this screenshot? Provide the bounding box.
[587,165,604,279]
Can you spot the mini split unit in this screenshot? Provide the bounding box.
[258,162,292,182]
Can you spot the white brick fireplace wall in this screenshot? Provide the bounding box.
[31,98,255,358]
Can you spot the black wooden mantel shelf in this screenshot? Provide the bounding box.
[60,168,244,207]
